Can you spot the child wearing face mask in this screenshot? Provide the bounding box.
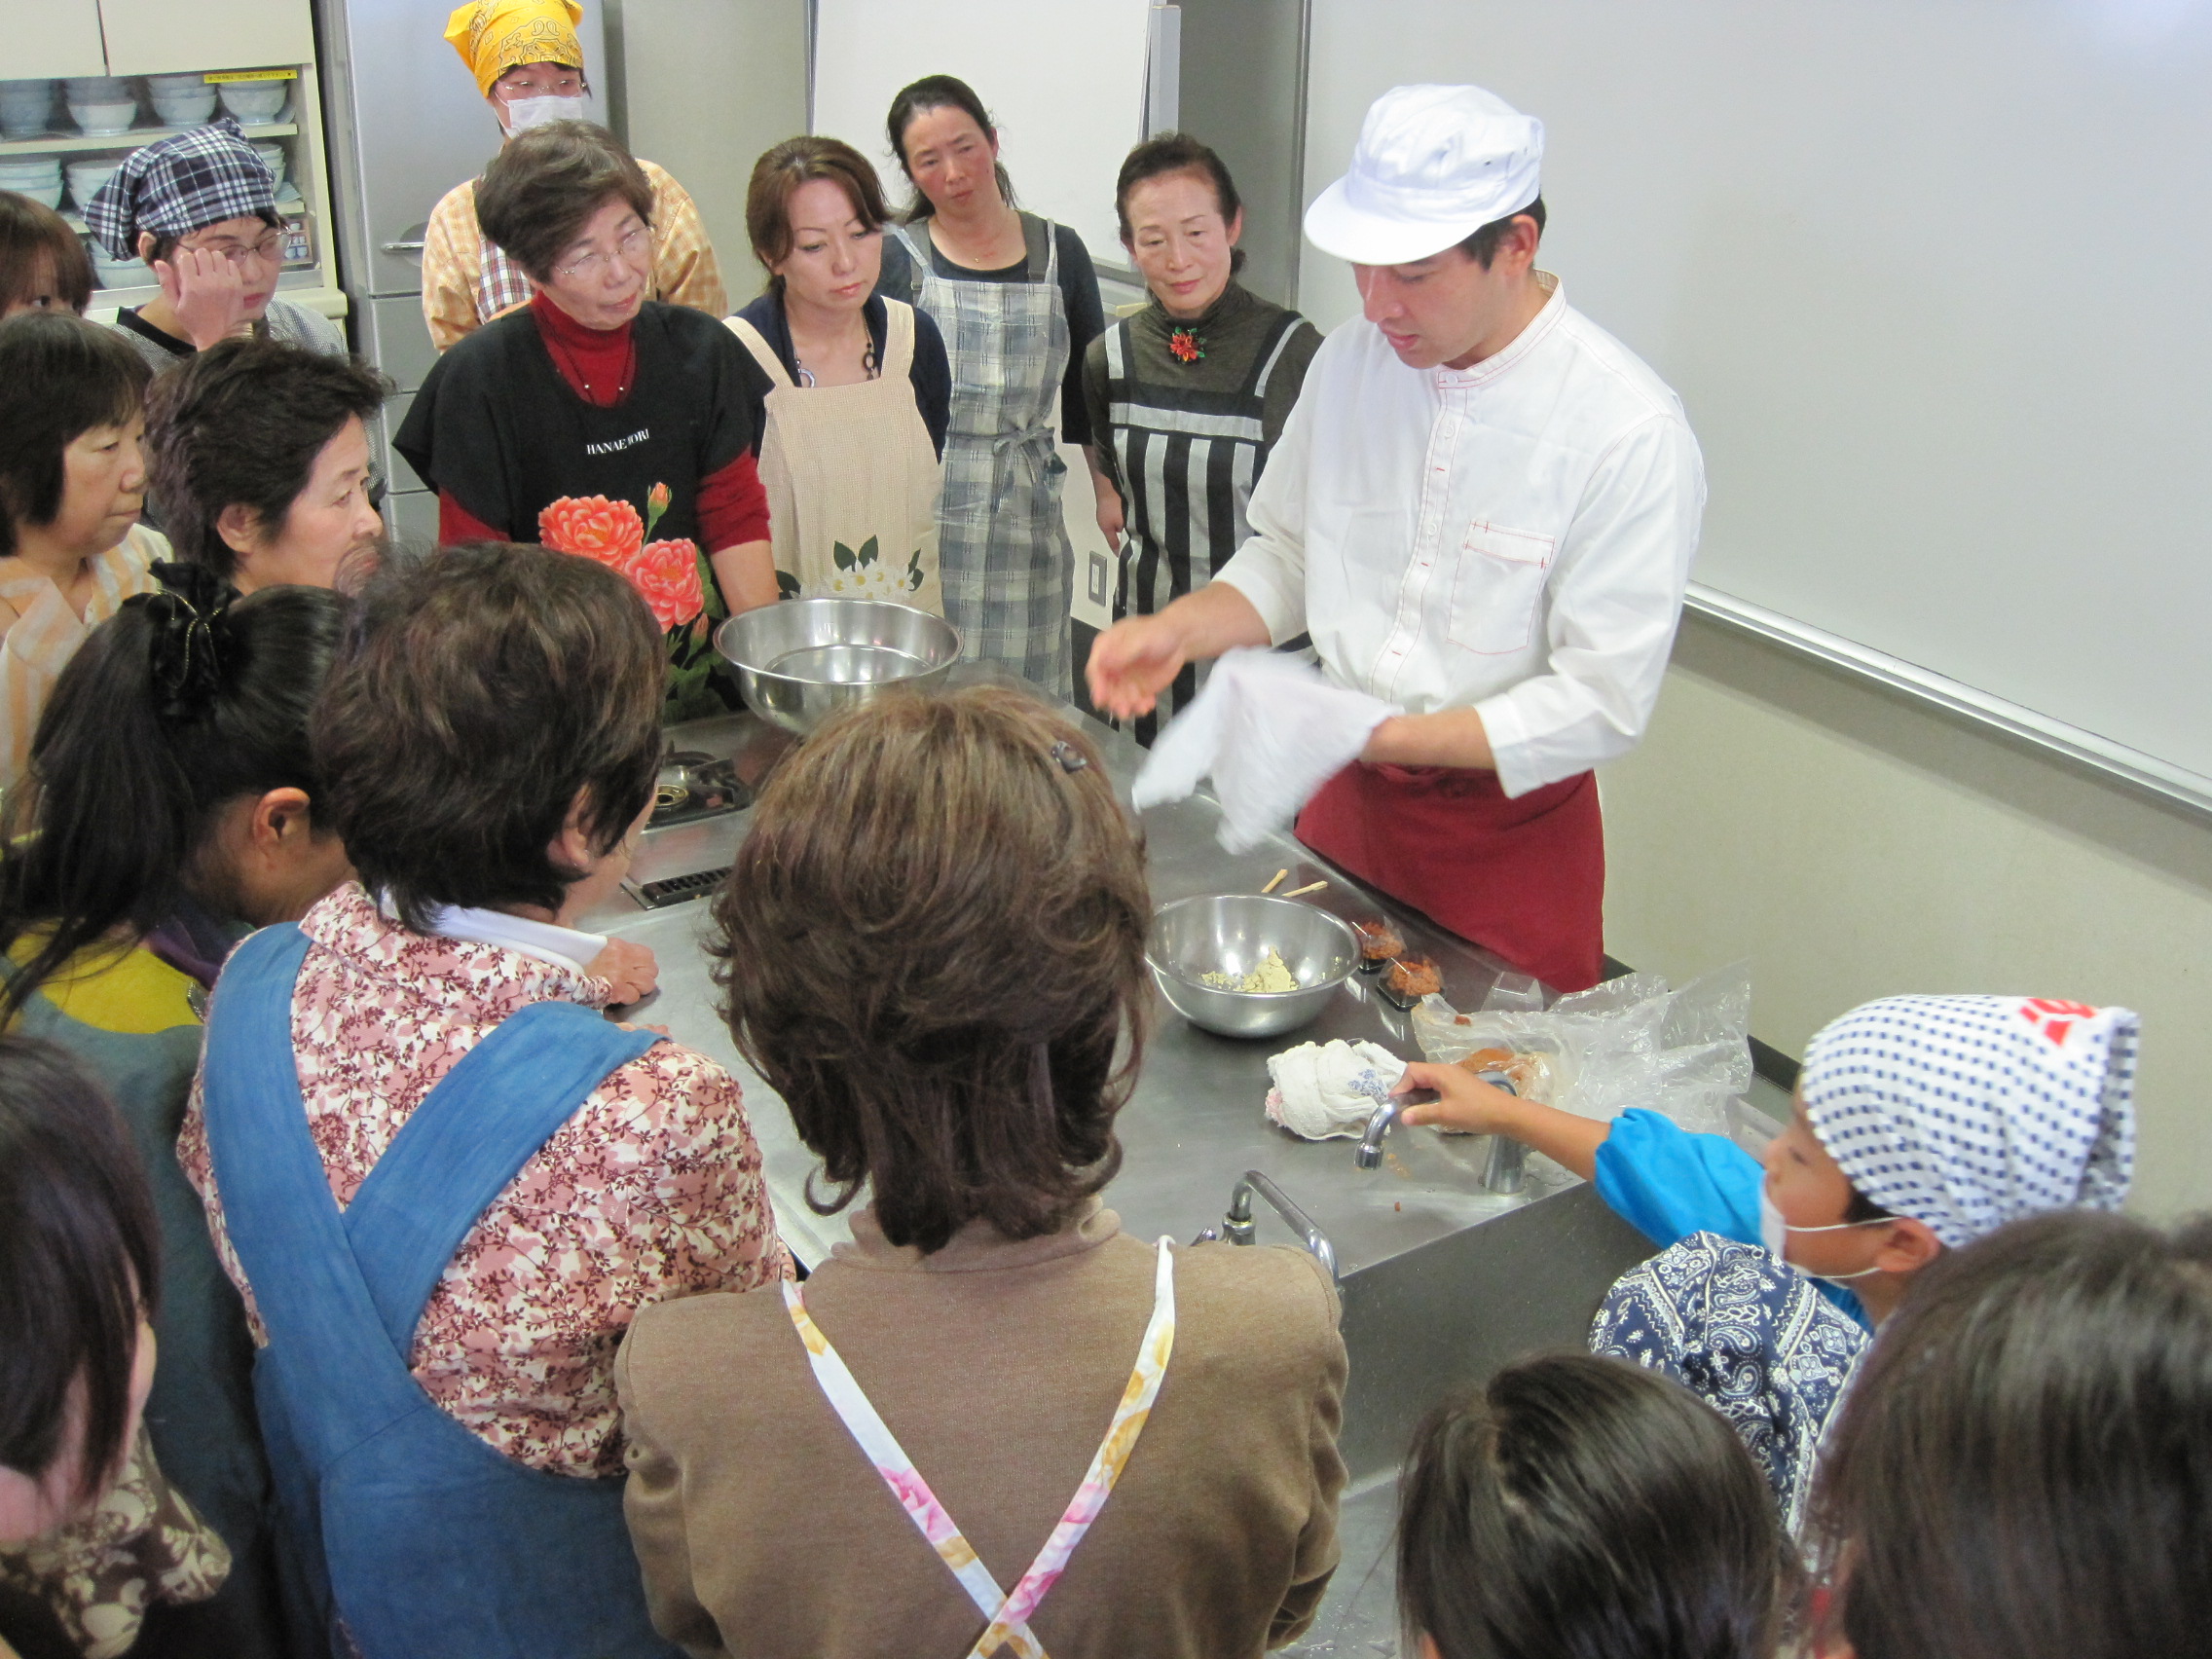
[421,0,726,350]
[1394,994,2138,1531]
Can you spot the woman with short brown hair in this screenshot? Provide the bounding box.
[183,542,787,1656]
[396,123,772,719]
[725,135,949,608]
[0,190,94,320]
[617,685,1347,1657]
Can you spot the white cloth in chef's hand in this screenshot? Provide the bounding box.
[1265,1039,1406,1140]
[1130,648,1394,852]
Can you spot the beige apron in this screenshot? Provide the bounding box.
[725,300,944,613]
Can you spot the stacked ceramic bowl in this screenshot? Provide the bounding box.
[146,73,216,128]
[0,154,63,209]
[249,140,286,189]
[65,156,126,212]
[0,79,57,139]
[66,77,139,137]
[216,77,287,125]
[92,252,152,292]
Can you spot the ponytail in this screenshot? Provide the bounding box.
[0,565,350,1016]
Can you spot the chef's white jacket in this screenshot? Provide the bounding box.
[1216,274,1705,798]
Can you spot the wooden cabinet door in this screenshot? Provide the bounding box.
[96,0,313,76]
[7,0,109,79]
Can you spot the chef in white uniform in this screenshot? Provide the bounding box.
[1088,83,1705,991]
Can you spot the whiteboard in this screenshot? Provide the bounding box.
[810,0,1156,269]
[1301,0,2212,793]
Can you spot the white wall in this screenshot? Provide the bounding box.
[1604,617,2212,1220]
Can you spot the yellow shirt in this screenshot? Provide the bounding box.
[421,156,728,351]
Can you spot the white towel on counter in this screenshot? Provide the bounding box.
[1265,1038,1407,1140]
[1130,648,1394,852]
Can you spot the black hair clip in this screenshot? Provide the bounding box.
[136,560,236,720]
[1049,739,1088,774]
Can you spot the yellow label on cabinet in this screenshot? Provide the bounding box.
[202,68,300,83]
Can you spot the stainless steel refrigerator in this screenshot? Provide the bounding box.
[313,0,608,543]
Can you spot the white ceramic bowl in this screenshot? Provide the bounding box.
[151,92,216,126]
[70,100,138,135]
[144,73,206,91]
[249,141,286,186]
[0,157,60,177]
[93,257,151,291]
[65,76,130,96]
[8,184,63,209]
[216,82,286,123]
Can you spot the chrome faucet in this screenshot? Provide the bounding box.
[1356,1074,1527,1195]
[1193,1169,1339,1283]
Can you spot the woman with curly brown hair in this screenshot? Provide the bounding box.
[616,685,1347,1658]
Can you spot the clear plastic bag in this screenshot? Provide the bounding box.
[1411,961,1752,1139]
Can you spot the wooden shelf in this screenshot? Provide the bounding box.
[0,119,295,158]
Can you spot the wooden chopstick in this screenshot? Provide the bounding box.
[1261,868,1288,894]
[1280,879,1328,899]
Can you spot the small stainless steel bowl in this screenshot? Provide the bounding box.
[1146,894,1359,1040]
[714,599,962,736]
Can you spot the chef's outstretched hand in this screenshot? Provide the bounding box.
[1393,1061,1523,1136]
[586,938,659,1009]
[1087,613,1188,719]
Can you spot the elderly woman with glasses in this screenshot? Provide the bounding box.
[396,122,771,721]
[83,120,345,371]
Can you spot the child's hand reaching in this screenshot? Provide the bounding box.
[1394,1060,1525,1135]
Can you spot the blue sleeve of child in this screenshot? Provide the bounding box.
[1592,1109,1765,1251]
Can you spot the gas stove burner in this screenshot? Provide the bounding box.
[649,751,752,828]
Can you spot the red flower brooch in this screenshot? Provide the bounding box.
[1167,326,1205,364]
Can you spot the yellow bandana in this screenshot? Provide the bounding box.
[444,0,585,97]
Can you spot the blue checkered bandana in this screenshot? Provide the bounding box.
[83,118,277,260]
[1802,994,2137,1249]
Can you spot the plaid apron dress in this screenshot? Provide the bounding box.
[894,221,1073,696]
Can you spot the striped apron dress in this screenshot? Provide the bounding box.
[1099,310,1309,745]
[894,222,1073,696]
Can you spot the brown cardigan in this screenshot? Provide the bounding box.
[615,1199,1347,1658]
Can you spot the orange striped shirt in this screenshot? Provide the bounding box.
[0,525,166,793]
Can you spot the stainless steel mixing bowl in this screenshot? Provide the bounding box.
[1146,894,1359,1039]
[714,599,962,735]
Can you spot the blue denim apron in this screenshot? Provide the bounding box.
[199,924,680,1659]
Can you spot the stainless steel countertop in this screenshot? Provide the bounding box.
[584,684,1576,1272]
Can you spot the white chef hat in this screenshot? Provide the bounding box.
[1305,84,1544,266]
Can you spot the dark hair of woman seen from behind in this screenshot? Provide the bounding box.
[1807,1208,2212,1659]
[0,1036,161,1512]
[0,312,150,557]
[313,541,664,932]
[1114,131,1246,274]
[0,569,351,1018]
[710,685,1150,1253]
[1399,1351,1796,1659]
[885,73,1015,219]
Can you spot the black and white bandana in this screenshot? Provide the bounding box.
[83,117,277,260]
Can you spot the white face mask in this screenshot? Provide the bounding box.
[1758,1189,1887,1282]
[501,93,588,134]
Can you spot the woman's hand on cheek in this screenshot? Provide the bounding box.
[158,247,250,350]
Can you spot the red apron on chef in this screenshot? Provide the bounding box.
[1295,762,1604,994]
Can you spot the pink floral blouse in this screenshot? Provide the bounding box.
[177,882,790,1477]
